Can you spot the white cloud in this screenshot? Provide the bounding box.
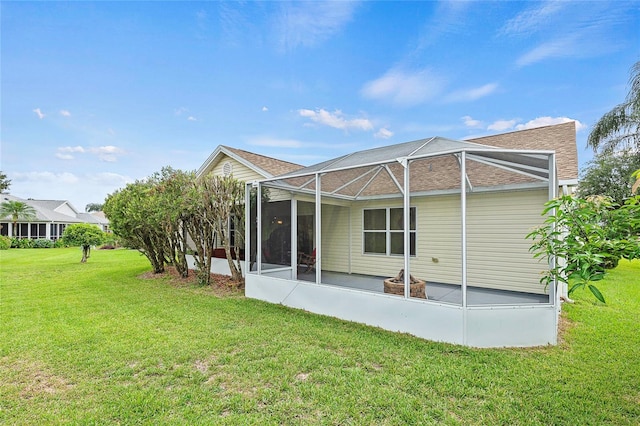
[298,108,374,131]
[33,108,45,119]
[262,106,269,112]
[58,146,86,153]
[174,107,188,116]
[361,67,446,107]
[515,116,584,131]
[499,1,566,37]
[187,116,197,121]
[59,109,71,117]
[275,2,358,51]
[484,116,584,133]
[89,145,124,162]
[12,171,79,185]
[56,145,124,162]
[487,119,518,132]
[87,172,133,186]
[515,36,577,68]
[446,83,498,103]
[462,116,483,128]
[248,137,303,148]
[374,128,394,139]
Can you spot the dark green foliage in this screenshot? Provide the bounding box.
[528,195,640,303]
[0,235,10,250]
[32,238,54,248]
[577,151,640,204]
[11,238,34,249]
[0,201,37,238]
[0,171,10,192]
[103,168,194,276]
[587,61,640,153]
[62,223,105,262]
[84,202,104,212]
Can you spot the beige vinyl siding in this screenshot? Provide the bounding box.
[324,190,546,294]
[210,155,264,182]
[466,189,548,294]
[410,195,462,284]
[320,204,350,272]
[341,195,462,282]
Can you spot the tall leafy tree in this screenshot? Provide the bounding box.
[62,223,105,263]
[0,171,11,192]
[104,180,168,273]
[206,174,245,283]
[85,203,104,212]
[0,201,37,237]
[151,167,193,278]
[182,174,218,285]
[587,61,640,153]
[577,151,640,204]
[588,61,640,193]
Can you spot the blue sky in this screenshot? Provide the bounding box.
[1,1,638,211]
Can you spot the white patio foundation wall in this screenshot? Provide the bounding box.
[246,273,558,348]
[186,254,245,276]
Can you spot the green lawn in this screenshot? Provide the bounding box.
[1,248,639,425]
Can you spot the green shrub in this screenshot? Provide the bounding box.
[0,236,10,250]
[54,239,67,248]
[16,238,34,249]
[32,238,54,248]
[10,237,20,248]
[528,194,640,303]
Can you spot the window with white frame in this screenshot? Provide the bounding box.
[363,207,416,256]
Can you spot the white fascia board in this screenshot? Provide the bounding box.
[196,146,273,180]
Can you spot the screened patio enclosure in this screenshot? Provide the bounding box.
[245,137,559,347]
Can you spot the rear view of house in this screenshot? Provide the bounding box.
[244,122,578,348]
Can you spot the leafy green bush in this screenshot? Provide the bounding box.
[528,194,640,303]
[62,223,105,262]
[0,236,11,250]
[32,238,54,248]
[54,239,67,248]
[9,237,33,248]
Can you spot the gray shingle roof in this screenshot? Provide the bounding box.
[267,122,577,199]
[1,194,88,224]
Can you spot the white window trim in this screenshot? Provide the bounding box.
[362,207,416,257]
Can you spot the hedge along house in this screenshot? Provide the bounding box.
[245,122,578,348]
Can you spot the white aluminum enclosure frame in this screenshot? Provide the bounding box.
[245,143,559,348]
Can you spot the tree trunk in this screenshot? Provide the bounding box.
[81,245,90,263]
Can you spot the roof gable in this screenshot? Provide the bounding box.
[466,121,578,181]
[197,145,303,179]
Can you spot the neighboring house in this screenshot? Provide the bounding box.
[244,122,578,348]
[189,145,303,273]
[0,194,110,239]
[77,211,110,233]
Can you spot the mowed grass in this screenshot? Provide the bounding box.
[1,248,639,425]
